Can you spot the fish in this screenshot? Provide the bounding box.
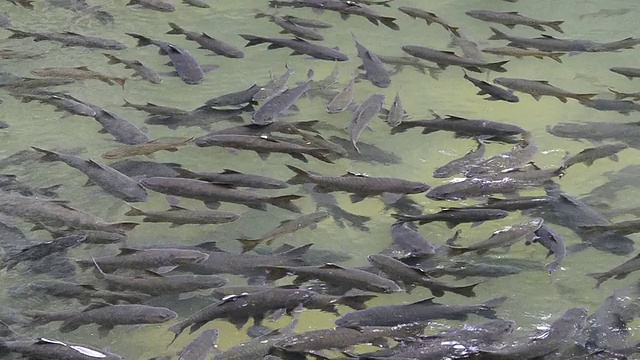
[463,70,519,102]
[610,67,640,80]
[472,196,552,212]
[126,0,175,12]
[586,253,640,288]
[176,329,219,359]
[183,0,209,7]
[481,47,565,63]
[175,167,288,189]
[580,218,640,237]
[580,98,640,115]
[124,205,239,227]
[267,0,399,30]
[252,69,314,125]
[335,296,507,327]
[448,218,544,255]
[139,176,303,212]
[367,254,480,297]
[479,308,589,359]
[0,76,76,89]
[30,66,126,88]
[240,34,348,61]
[392,208,509,228]
[0,336,124,360]
[77,247,209,273]
[126,33,207,85]
[390,222,436,257]
[349,93,385,152]
[303,183,371,232]
[9,279,149,305]
[562,143,628,169]
[93,259,227,297]
[100,137,193,160]
[466,10,564,33]
[433,138,485,178]
[31,224,126,245]
[145,105,249,131]
[92,107,150,145]
[487,27,597,52]
[204,84,260,107]
[352,33,391,88]
[328,135,402,164]
[286,165,430,202]
[2,235,85,270]
[279,14,333,28]
[254,12,324,41]
[0,193,138,233]
[108,159,182,179]
[391,113,525,140]
[103,53,162,84]
[548,121,640,149]
[122,99,189,116]
[384,92,406,127]
[6,0,33,8]
[530,224,566,274]
[0,174,60,198]
[253,64,295,102]
[422,261,523,280]
[31,147,148,202]
[326,74,356,113]
[195,134,333,163]
[374,53,442,79]
[25,303,177,338]
[579,8,632,19]
[166,22,244,58]
[237,211,329,252]
[10,91,97,118]
[493,77,597,103]
[398,6,459,35]
[266,263,402,293]
[403,45,509,73]
[464,132,538,177]
[6,28,127,49]
[213,316,298,359]
[449,30,485,62]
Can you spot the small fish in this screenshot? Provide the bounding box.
[176,329,219,359]
[349,93,385,153]
[448,218,544,255]
[384,92,406,127]
[579,8,632,19]
[175,167,288,189]
[10,91,97,118]
[609,88,640,101]
[77,247,210,273]
[237,211,329,252]
[280,14,333,28]
[466,10,564,33]
[493,77,597,103]
[122,99,189,116]
[125,205,238,227]
[374,53,442,79]
[463,70,519,102]
[481,47,565,63]
[126,0,175,12]
[183,0,209,7]
[103,53,162,84]
[166,22,244,58]
[580,98,640,115]
[326,74,356,113]
[562,143,628,169]
[403,45,509,73]
[530,224,566,274]
[2,235,86,270]
[433,138,485,178]
[398,6,459,35]
[253,64,295,102]
[352,33,391,88]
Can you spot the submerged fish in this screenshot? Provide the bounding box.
[403,45,509,73]
[482,47,565,63]
[237,211,329,252]
[252,69,313,125]
[349,93,385,153]
[166,22,244,58]
[494,77,597,103]
[126,0,175,12]
[463,70,519,103]
[240,34,348,61]
[466,10,564,33]
[31,66,126,88]
[125,205,239,227]
[399,6,459,35]
[562,143,628,169]
[6,28,126,49]
[103,53,162,84]
[100,137,193,159]
[352,33,390,88]
[448,218,544,255]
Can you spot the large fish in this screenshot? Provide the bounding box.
[237,211,329,252]
[103,53,162,84]
[240,34,348,61]
[493,77,597,103]
[252,69,313,125]
[124,205,239,227]
[448,218,544,255]
[403,45,509,73]
[77,247,209,272]
[399,6,459,35]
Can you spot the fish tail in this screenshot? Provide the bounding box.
[108,221,139,233]
[609,88,629,100]
[484,60,509,73]
[125,33,153,47]
[476,296,508,319]
[6,28,31,39]
[293,120,320,134]
[31,146,60,162]
[21,310,57,326]
[237,238,261,253]
[338,294,377,310]
[547,21,565,33]
[488,27,508,40]
[167,323,186,344]
[268,195,303,213]
[124,206,145,217]
[575,93,598,101]
[286,164,313,184]
[114,78,126,89]
[166,22,185,35]
[103,53,121,64]
[309,150,334,164]
[548,52,564,63]
[239,34,268,47]
[452,282,480,298]
[378,16,399,31]
[447,25,460,37]
[586,272,609,288]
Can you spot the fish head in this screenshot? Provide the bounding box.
[492,78,508,87]
[409,182,432,194]
[175,250,210,264]
[150,308,178,323]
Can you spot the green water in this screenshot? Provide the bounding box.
[0,0,639,358]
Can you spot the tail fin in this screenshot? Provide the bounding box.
[309,150,334,164]
[378,16,399,31]
[167,322,188,345]
[264,266,290,282]
[113,78,126,89]
[103,53,121,65]
[476,296,508,319]
[484,60,509,73]
[291,120,320,134]
[548,52,564,63]
[281,243,313,258]
[450,282,480,298]
[237,238,262,253]
[125,33,153,47]
[488,27,509,41]
[166,22,185,35]
[390,214,418,223]
[547,21,564,33]
[124,206,145,217]
[239,34,269,47]
[268,194,303,213]
[6,28,31,39]
[586,272,610,288]
[447,25,460,37]
[286,164,313,185]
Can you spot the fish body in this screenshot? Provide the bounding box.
[610,67,640,80]
[10,91,97,117]
[488,27,596,52]
[176,168,288,189]
[0,337,124,360]
[256,13,324,41]
[466,10,564,33]
[126,0,175,11]
[464,133,538,177]
[393,208,509,228]
[399,6,459,35]
[177,329,219,360]
[562,143,628,168]
[78,247,209,272]
[103,53,162,84]
[385,92,405,126]
[237,211,329,252]
[532,224,566,273]
[580,98,640,115]
[124,205,238,226]
[100,137,193,159]
[433,139,485,178]
[204,84,260,107]
[494,77,597,103]
[6,28,126,49]
[586,253,640,288]
[448,218,544,255]
[166,23,244,58]
[3,235,85,269]
[240,34,348,61]
[353,34,390,88]
[122,99,189,116]
[403,45,509,73]
[326,75,355,113]
[349,93,385,152]
[30,67,126,88]
[92,108,150,145]
[423,261,523,279]
[463,71,519,102]
[481,47,565,63]
[252,70,313,125]
[392,114,525,140]
[390,222,436,257]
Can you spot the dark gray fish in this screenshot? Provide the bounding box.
[493,77,597,103]
[479,308,588,359]
[448,218,544,255]
[426,174,524,201]
[240,34,348,61]
[353,34,390,88]
[266,263,402,293]
[548,121,640,149]
[237,211,329,252]
[145,105,249,131]
[253,64,295,102]
[392,113,525,140]
[466,10,564,32]
[403,45,509,73]
[176,329,219,360]
[31,147,148,202]
[487,27,596,52]
[77,247,209,272]
[213,317,298,360]
[0,76,76,89]
[2,235,85,270]
[8,279,149,305]
[280,14,333,28]
[610,67,640,80]
[126,0,174,11]
[204,84,260,107]
[375,53,442,79]
[6,28,126,49]
[126,33,206,85]
[399,6,459,35]
[252,69,313,125]
[586,252,640,288]
[0,336,124,360]
[175,167,288,189]
[0,120,6,128]
[335,296,507,327]
[0,13,11,27]
[349,93,385,152]
[449,30,485,62]
[25,303,177,338]
[103,53,162,84]
[31,224,126,244]
[530,224,566,274]
[286,165,430,202]
[122,99,188,116]
[124,205,238,227]
[464,132,538,177]
[166,23,244,58]
[139,176,303,212]
[463,71,519,102]
[326,74,356,113]
[580,218,640,237]
[481,46,565,63]
[580,98,640,115]
[92,107,150,145]
[255,12,324,41]
[422,261,523,280]
[393,208,509,228]
[562,143,628,169]
[433,138,485,178]
[473,196,552,212]
[108,159,182,178]
[390,222,436,257]
[0,173,60,198]
[328,135,402,164]
[367,254,480,297]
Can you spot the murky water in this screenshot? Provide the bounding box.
[0,0,639,358]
